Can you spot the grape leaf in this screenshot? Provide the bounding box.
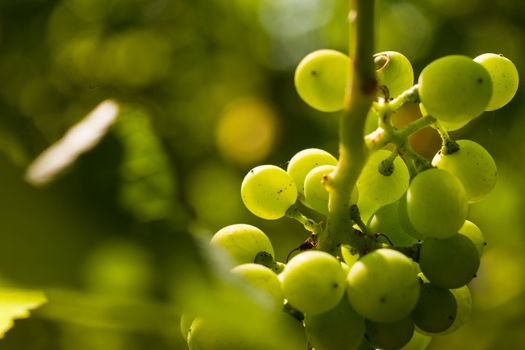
[113,107,181,222]
[0,287,47,339]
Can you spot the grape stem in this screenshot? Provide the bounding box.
[434,122,460,155]
[320,0,378,255]
[285,205,323,236]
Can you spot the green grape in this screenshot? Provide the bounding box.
[287,148,338,196]
[210,224,274,265]
[303,165,334,214]
[294,49,351,112]
[231,264,284,308]
[432,139,497,203]
[357,338,375,350]
[188,312,307,350]
[400,331,432,350]
[357,150,410,220]
[341,261,351,275]
[374,51,414,99]
[281,251,347,315]
[416,284,472,336]
[368,202,419,247]
[241,165,297,220]
[365,108,380,135]
[187,317,253,350]
[275,312,309,350]
[411,283,457,333]
[397,195,426,240]
[441,285,472,335]
[303,165,358,215]
[419,103,468,132]
[347,249,420,322]
[459,220,486,256]
[419,234,480,289]
[418,55,492,124]
[365,316,414,350]
[341,245,360,268]
[304,297,365,350]
[406,168,468,239]
[474,53,519,111]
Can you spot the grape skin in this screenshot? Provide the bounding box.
[374,51,414,99]
[281,251,347,315]
[415,284,472,336]
[357,150,410,221]
[210,224,274,265]
[241,165,297,220]
[365,316,415,350]
[303,165,335,215]
[411,283,457,333]
[432,139,497,203]
[294,49,351,112]
[231,264,284,308]
[368,202,419,247]
[397,195,426,241]
[304,297,365,350]
[418,55,492,124]
[474,53,519,111]
[459,220,486,256]
[303,165,358,215]
[287,148,337,196]
[419,234,480,289]
[399,331,432,350]
[347,249,420,322]
[406,168,468,239]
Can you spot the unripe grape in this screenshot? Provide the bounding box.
[459,220,486,256]
[406,168,468,239]
[304,297,365,350]
[241,165,297,220]
[365,316,415,350]
[347,249,420,322]
[357,150,410,220]
[418,55,492,124]
[281,251,347,315]
[304,165,358,215]
[432,139,497,202]
[374,51,414,99]
[411,283,457,333]
[474,53,519,111]
[368,202,419,247]
[188,317,255,350]
[287,148,337,196]
[210,224,274,265]
[419,103,468,132]
[399,331,432,350]
[231,264,284,308]
[294,49,351,112]
[397,195,426,241]
[415,284,472,336]
[419,234,480,289]
[442,285,472,335]
[188,314,305,350]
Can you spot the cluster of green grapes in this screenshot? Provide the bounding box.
[182,50,518,350]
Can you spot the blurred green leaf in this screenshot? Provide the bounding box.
[0,288,47,339]
[113,106,181,223]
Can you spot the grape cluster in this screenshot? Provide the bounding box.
[182,50,518,350]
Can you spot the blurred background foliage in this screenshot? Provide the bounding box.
[0,0,524,349]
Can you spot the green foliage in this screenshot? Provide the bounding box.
[0,288,47,339]
[0,0,524,349]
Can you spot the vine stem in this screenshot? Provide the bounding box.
[319,0,377,254]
